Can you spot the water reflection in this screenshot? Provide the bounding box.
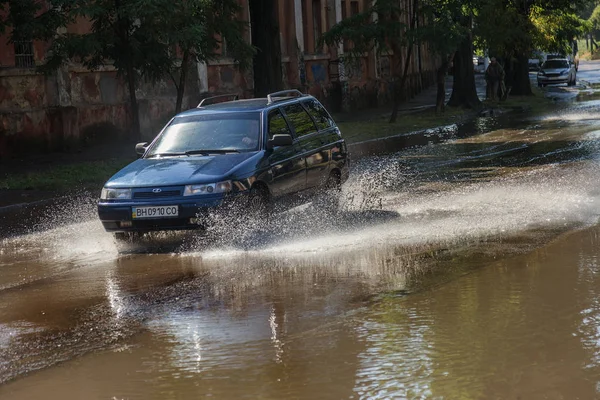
[350,226,600,399]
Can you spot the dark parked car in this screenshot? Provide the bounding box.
[537,58,576,87]
[97,90,350,241]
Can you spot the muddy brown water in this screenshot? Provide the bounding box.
[3,98,600,398]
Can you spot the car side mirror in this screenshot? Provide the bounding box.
[135,142,148,156]
[267,134,293,149]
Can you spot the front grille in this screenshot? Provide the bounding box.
[545,73,559,77]
[133,190,181,199]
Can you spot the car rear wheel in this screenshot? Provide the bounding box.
[314,171,342,212]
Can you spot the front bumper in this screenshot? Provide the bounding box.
[537,76,569,85]
[97,192,247,233]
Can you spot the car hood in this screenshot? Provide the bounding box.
[105,152,259,187]
[540,68,569,74]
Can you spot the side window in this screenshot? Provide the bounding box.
[303,99,334,131]
[268,109,292,138]
[281,103,318,137]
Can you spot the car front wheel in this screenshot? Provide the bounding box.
[114,231,144,243]
[247,186,270,218]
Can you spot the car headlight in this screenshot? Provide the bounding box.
[560,70,569,75]
[537,71,545,76]
[183,181,232,196]
[100,188,132,200]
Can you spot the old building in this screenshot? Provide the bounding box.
[0,0,439,159]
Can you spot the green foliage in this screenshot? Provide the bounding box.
[320,0,408,62]
[147,0,255,83]
[1,0,255,130]
[475,0,589,57]
[321,0,467,63]
[420,0,469,56]
[578,0,600,20]
[0,0,69,42]
[589,4,600,33]
[532,8,590,54]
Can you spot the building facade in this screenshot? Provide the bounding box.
[0,0,439,159]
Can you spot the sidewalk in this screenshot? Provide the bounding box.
[333,73,488,123]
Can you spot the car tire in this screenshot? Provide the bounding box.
[247,186,270,218]
[313,171,342,212]
[114,231,143,243]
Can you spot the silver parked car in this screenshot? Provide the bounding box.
[537,58,576,87]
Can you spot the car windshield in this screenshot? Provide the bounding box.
[542,60,569,69]
[147,112,261,156]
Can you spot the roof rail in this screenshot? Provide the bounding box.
[197,93,239,108]
[267,89,305,105]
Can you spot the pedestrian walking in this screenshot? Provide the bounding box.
[485,57,505,101]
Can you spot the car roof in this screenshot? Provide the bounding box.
[175,95,317,119]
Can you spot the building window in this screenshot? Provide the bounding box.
[350,0,359,16]
[14,40,35,68]
[312,0,323,53]
[302,0,327,54]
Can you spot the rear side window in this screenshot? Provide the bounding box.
[268,109,292,138]
[303,99,334,130]
[281,103,318,137]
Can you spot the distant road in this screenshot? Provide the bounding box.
[576,59,600,85]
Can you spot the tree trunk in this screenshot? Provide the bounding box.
[115,0,140,140]
[447,32,481,109]
[175,51,190,114]
[125,66,141,141]
[389,0,418,123]
[436,57,450,113]
[249,0,283,97]
[389,45,414,123]
[508,53,531,96]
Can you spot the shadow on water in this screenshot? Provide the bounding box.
[348,112,514,159]
[118,208,402,255]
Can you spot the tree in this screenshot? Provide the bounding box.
[321,0,422,123]
[447,15,481,108]
[3,0,255,138]
[34,0,170,140]
[152,0,255,113]
[588,4,600,49]
[476,0,592,96]
[421,0,478,110]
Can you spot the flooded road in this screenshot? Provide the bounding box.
[3,85,600,398]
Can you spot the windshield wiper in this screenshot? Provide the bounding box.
[185,149,240,155]
[147,149,241,158]
[147,152,187,157]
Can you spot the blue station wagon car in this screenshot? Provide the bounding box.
[97,90,350,240]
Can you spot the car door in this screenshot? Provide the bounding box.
[280,102,326,189]
[302,98,347,188]
[265,108,307,197]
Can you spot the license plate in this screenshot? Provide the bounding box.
[132,205,179,219]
